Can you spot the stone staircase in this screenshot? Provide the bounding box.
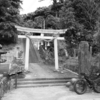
[17,78,70,88]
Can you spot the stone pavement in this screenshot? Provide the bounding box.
[2,85,100,100]
[2,63,100,100]
[28,63,77,79]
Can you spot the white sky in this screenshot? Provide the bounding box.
[20,0,52,14]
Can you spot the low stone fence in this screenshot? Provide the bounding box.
[0,73,18,100]
[0,63,25,100]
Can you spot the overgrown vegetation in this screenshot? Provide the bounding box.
[0,0,22,45]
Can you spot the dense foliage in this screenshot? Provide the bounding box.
[61,0,100,49]
[22,0,100,46]
[0,0,22,45]
[20,0,100,58]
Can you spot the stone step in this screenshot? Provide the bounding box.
[17,78,71,81]
[17,80,69,84]
[16,78,70,88]
[17,83,67,88]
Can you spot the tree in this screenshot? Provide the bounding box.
[60,0,100,50]
[51,0,64,17]
[0,0,22,45]
[59,0,75,29]
[23,6,60,29]
[46,15,61,29]
[73,0,100,31]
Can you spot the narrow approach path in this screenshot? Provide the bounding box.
[27,63,77,79]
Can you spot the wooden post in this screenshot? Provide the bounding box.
[73,49,76,57]
[95,53,100,69]
[54,38,59,70]
[25,37,30,70]
[37,42,40,50]
[41,18,45,37]
[41,32,44,37]
[90,46,92,57]
[15,73,18,89]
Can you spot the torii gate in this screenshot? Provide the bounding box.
[15,25,67,71]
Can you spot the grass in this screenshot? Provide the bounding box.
[59,57,79,73]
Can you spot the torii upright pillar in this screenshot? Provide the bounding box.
[54,37,59,70]
[25,36,30,70]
